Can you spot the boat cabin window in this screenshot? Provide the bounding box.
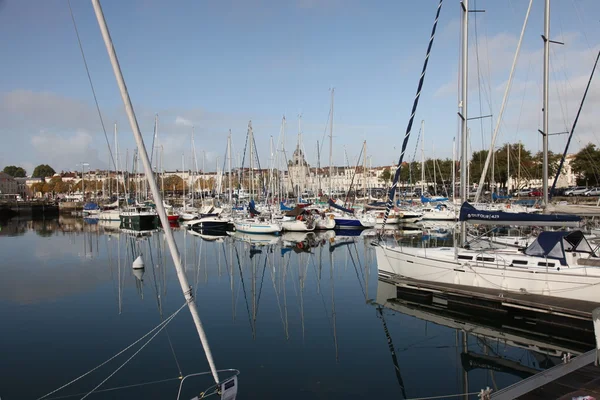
[511,259,528,265]
[457,255,473,260]
[537,262,555,267]
[476,256,495,262]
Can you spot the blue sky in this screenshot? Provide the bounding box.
[1,0,600,174]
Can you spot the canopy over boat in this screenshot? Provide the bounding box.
[459,202,581,227]
[83,202,100,210]
[492,193,512,200]
[524,230,595,266]
[421,195,448,203]
[327,198,354,214]
[280,201,293,211]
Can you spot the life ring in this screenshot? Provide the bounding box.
[297,242,304,249]
[297,215,303,221]
[506,203,511,209]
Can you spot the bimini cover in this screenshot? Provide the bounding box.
[83,202,100,210]
[421,195,449,203]
[524,230,591,266]
[280,201,293,211]
[327,198,354,214]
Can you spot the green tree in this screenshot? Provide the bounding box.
[3,165,26,177]
[570,143,600,186]
[380,168,392,186]
[32,164,56,178]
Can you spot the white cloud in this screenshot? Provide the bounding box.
[30,131,105,172]
[175,116,194,127]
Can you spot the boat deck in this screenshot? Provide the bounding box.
[380,274,600,320]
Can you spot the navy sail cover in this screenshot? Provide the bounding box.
[459,202,581,225]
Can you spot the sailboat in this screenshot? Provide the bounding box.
[232,122,283,235]
[375,1,600,303]
[98,123,122,221]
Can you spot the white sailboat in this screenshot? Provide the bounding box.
[98,123,122,221]
[375,0,600,304]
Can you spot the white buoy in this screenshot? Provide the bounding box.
[133,254,145,270]
[133,268,145,281]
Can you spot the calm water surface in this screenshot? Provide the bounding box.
[0,217,593,399]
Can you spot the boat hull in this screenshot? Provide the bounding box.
[233,221,282,235]
[281,220,315,232]
[375,245,600,303]
[120,214,158,231]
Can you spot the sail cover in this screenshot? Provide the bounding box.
[421,195,448,203]
[249,199,260,216]
[459,202,581,227]
[492,193,512,200]
[524,231,593,266]
[280,201,293,211]
[327,198,354,214]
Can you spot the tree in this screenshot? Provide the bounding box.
[161,175,187,194]
[32,164,56,178]
[3,165,26,177]
[570,143,600,186]
[380,168,392,186]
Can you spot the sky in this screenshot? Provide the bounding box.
[1,0,600,174]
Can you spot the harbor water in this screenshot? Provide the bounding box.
[0,216,594,399]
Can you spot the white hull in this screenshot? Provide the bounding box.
[233,219,282,234]
[281,219,315,232]
[98,209,121,221]
[421,210,456,221]
[315,216,336,230]
[375,244,600,303]
[180,212,198,221]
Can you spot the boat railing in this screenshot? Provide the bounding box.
[473,251,508,270]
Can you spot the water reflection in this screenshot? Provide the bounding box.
[374,278,595,396]
[0,216,595,399]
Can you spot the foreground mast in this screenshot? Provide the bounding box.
[91,0,220,384]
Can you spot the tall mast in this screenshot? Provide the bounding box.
[182,153,186,211]
[421,120,425,195]
[459,0,469,244]
[281,116,287,197]
[542,0,550,206]
[202,150,206,202]
[452,137,456,199]
[114,122,119,203]
[329,88,334,197]
[363,141,367,199]
[249,121,254,200]
[432,142,437,195]
[228,129,232,204]
[507,144,510,192]
[91,0,220,384]
[317,140,321,195]
[269,135,274,205]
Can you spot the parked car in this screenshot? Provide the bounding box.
[529,189,542,197]
[565,186,589,196]
[514,188,533,197]
[585,187,600,196]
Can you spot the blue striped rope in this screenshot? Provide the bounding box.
[379,0,443,234]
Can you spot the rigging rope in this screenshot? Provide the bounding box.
[36,302,187,400]
[67,0,116,172]
[379,0,443,233]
